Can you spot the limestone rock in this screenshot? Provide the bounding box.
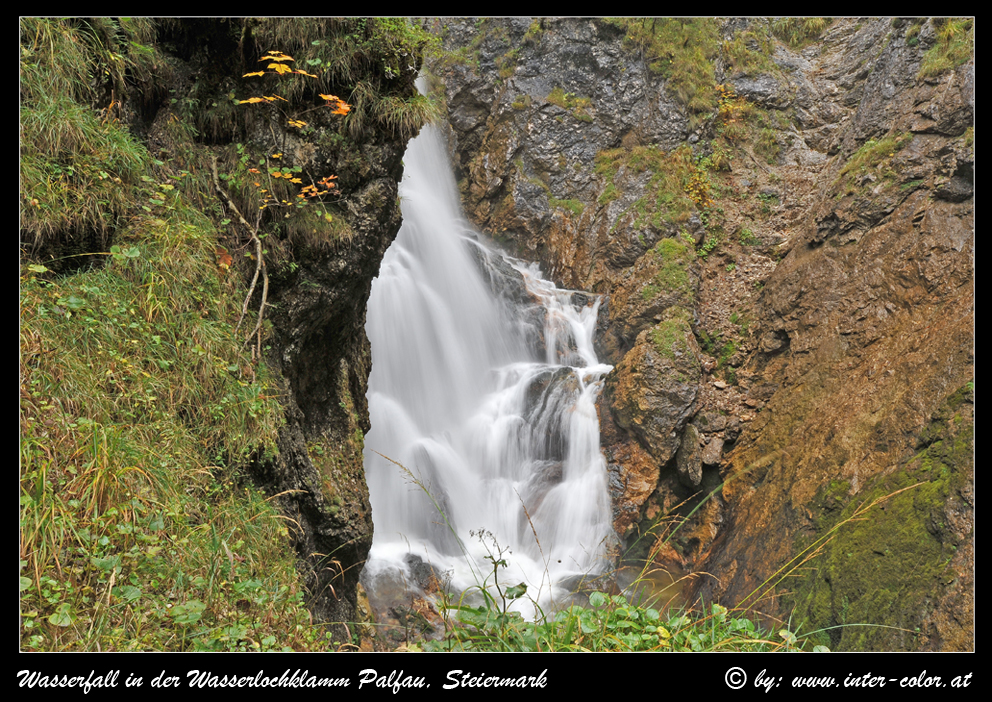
[608,318,701,466]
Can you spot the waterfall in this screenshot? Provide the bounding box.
[361,124,614,617]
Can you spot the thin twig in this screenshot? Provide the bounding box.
[210,156,269,351]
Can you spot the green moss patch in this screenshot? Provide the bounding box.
[834,132,914,196]
[649,309,695,364]
[596,145,712,228]
[641,237,695,302]
[787,385,973,651]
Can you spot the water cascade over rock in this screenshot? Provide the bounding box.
[361,124,614,617]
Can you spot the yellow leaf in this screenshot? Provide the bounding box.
[319,94,351,114]
[243,71,265,78]
[268,63,292,74]
[239,97,266,104]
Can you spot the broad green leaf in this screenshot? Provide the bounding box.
[113,585,141,602]
[91,555,121,572]
[49,603,74,627]
[170,600,206,625]
[506,583,527,600]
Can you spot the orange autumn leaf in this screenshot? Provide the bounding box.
[319,94,351,114]
[215,246,233,272]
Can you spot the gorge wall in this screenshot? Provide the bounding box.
[432,17,973,650]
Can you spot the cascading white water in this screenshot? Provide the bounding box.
[362,124,614,616]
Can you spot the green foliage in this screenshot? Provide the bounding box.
[18,18,347,650]
[495,47,520,79]
[18,203,330,649]
[739,227,760,246]
[424,532,819,652]
[247,18,441,141]
[641,238,694,303]
[649,311,695,363]
[787,388,972,650]
[523,19,543,46]
[720,26,777,75]
[756,127,781,164]
[904,19,925,45]
[596,144,716,229]
[548,197,584,216]
[918,18,974,78]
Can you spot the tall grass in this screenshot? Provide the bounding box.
[394,443,922,652]
[771,18,832,48]
[19,21,324,642]
[20,18,151,251]
[918,18,974,78]
[19,201,325,650]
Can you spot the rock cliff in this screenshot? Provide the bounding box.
[433,17,973,650]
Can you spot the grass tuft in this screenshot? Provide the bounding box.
[834,132,914,196]
[918,18,974,78]
[771,17,832,47]
[610,18,721,126]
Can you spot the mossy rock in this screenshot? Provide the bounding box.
[787,384,974,651]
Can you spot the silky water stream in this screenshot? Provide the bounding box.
[361,124,615,621]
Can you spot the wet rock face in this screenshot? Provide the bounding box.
[695,20,974,649]
[253,160,406,633]
[440,17,973,650]
[437,18,693,287]
[608,319,702,467]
